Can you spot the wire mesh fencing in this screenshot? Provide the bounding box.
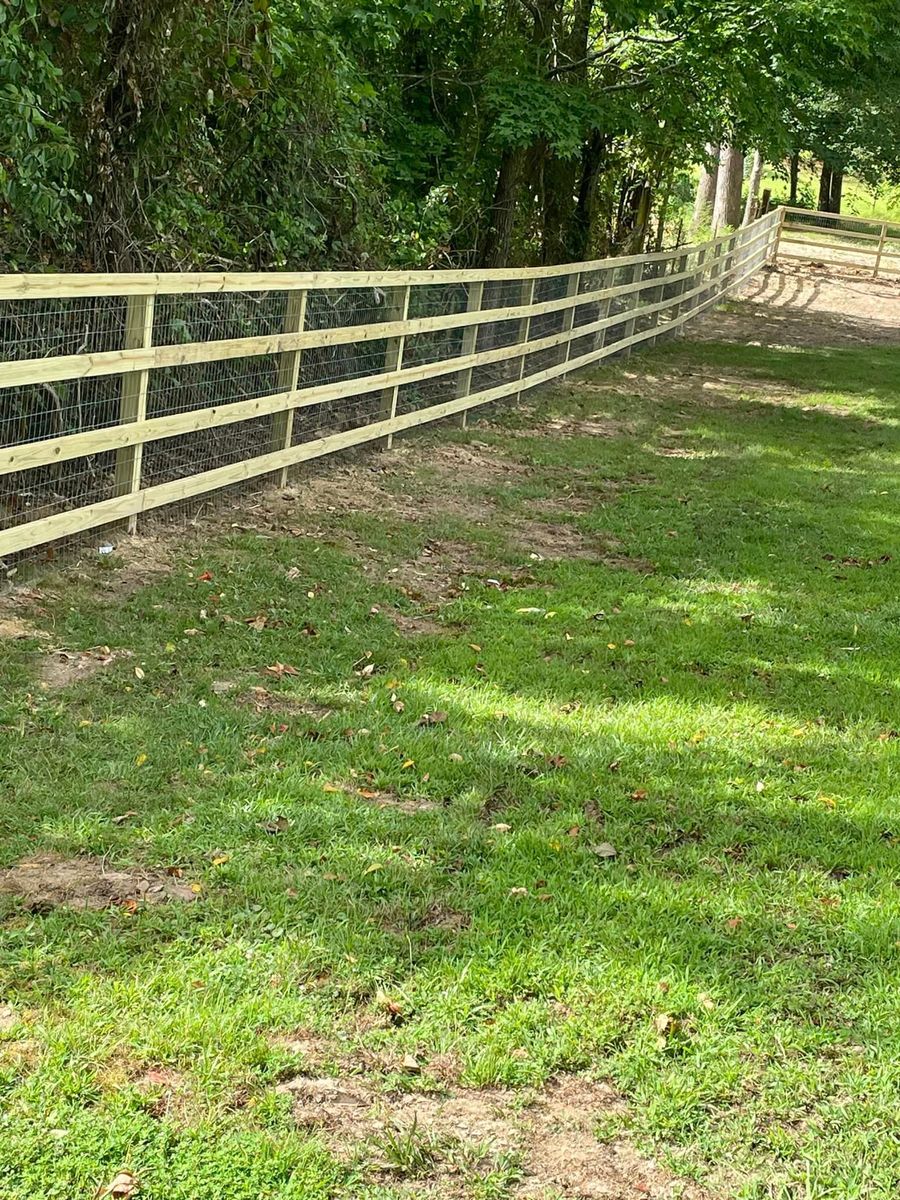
[0,210,781,575]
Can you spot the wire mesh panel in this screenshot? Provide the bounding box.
[0,211,782,572]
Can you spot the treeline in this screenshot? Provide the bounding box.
[2,0,899,272]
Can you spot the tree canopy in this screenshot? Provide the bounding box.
[2,0,898,270]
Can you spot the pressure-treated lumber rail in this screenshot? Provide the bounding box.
[0,210,780,560]
[777,206,900,278]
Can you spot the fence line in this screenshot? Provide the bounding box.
[777,206,900,278]
[0,209,781,563]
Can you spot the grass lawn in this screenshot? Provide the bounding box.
[2,325,900,1199]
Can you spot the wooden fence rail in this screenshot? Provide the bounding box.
[0,208,781,562]
[776,205,900,278]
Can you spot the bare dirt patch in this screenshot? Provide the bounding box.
[238,686,335,719]
[696,262,900,349]
[94,535,174,598]
[350,785,439,814]
[426,440,533,484]
[0,854,198,912]
[510,520,654,573]
[389,539,482,603]
[275,1070,710,1198]
[0,615,50,641]
[272,446,507,528]
[512,520,626,563]
[38,646,132,690]
[534,414,639,440]
[378,607,449,637]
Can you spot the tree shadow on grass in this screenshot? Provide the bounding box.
[2,330,900,1190]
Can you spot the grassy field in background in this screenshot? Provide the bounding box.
[1,327,900,1199]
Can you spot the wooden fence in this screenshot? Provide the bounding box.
[0,207,781,563]
[777,206,900,278]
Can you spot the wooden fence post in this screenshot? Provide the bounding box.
[514,277,536,404]
[873,222,888,279]
[454,280,484,430]
[272,289,307,487]
[113,292,155,536]
[770,206,786,265]
[378,284,411,449]
[561,270,581,365]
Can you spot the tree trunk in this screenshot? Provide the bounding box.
[829,168,844,214]
[479,146,526,267]
[569,130,609,262]
[789,152,800,205]
[742,150,764,225]
[692,144,719,231]
[541,152,579,265]
[818,162,833,212]
[712,145,744,231]
[630,183,652,252]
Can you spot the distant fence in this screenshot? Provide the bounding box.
[0,208,781,563]
[777,206,900,278]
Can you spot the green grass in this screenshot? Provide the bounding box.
[2,328,900,1199]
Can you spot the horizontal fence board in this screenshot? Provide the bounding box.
[782,224,883,243]
[0,225,760,302]
[0,262,704,392]
[0,221,778,477]
[0,212,779,559]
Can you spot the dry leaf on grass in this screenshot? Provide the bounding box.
[418,710,447,726]
[96,1171,138,1199]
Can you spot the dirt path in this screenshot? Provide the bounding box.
[694,261,900,349]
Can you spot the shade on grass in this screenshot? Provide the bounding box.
[1,334,899,1199]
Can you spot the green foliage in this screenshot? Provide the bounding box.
[1,0,900,267]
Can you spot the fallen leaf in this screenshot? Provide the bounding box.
[449,752,464,763]
[244,613,269,631]
[133,666,145,681]
[358,662,376,678]
[546,754,568,769]
[630,788,647,800]
[197,571,214,582]
[401,1053,421,1074]
[418,710,447,726]
[264,662,299,678]
[508,886,529,897]
[96,1171,138,1199]
[261,816,289,834]
[211,854,231,867]
[725,916,743,931]
[112,811,137,825]
[491,823,512,832]
[363,863,383,875]
[591,842,617,859]
[134,753,148,767]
